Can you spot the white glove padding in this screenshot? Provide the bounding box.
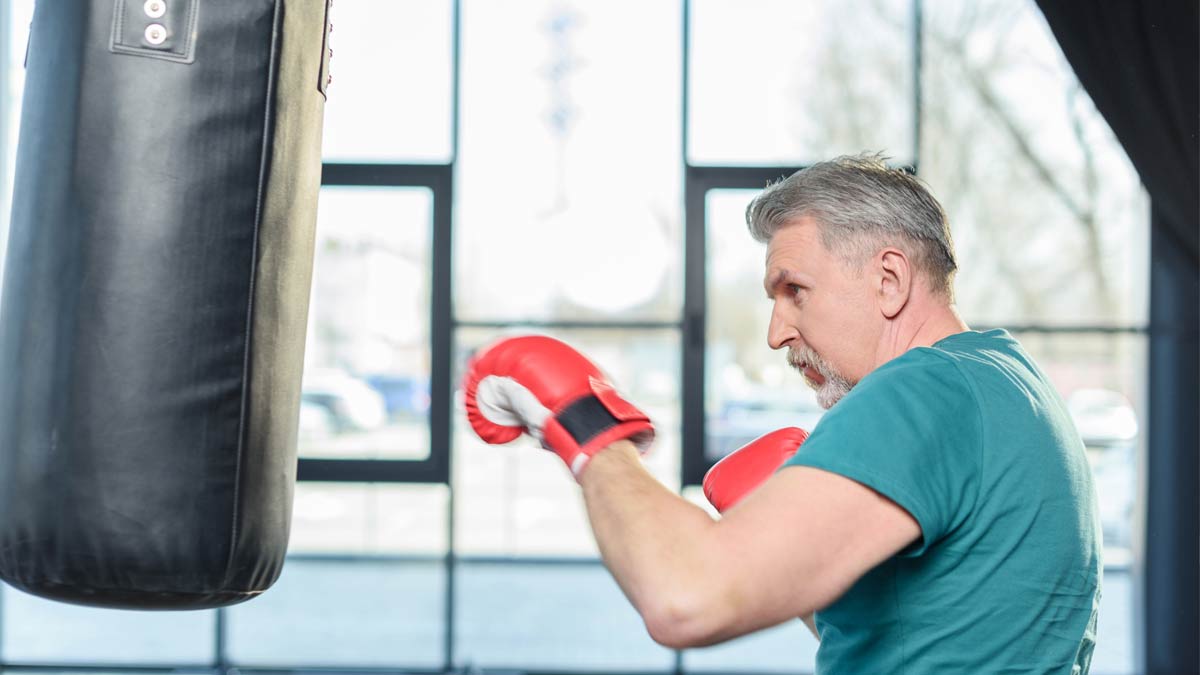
[473,375,554,445]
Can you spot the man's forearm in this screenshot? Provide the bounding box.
[579,441,734,647]
[579,441,828,648]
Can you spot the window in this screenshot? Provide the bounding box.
[704,189,827,466]
[301,187,435,462]
[921,0,1148,328]
[320,0,454,163]
[455,0,682,323]
[688,0,916,166]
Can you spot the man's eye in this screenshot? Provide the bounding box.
[788,283,804,295]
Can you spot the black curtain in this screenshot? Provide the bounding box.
[1035,2,1199,674]
[1037,0,1198,262]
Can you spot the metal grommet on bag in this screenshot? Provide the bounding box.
[144,23,167,45]
[143,0,167,18]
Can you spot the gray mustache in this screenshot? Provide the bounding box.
[787,347,818,371]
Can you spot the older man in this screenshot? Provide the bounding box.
[464,154,1101,673]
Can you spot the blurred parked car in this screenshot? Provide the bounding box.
[363,374,431,420]
[1067,388,1139,448]
[1068,388,1139,553]
[298,399,337,439]
[706,388,826,462]
[1089,440,1136,553]
[301,369,388,433]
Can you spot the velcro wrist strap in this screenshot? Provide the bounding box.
[543,416,655,478]
[541,389,655,478]
[556,394,624,449]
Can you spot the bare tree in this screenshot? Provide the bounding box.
[800,0,1133,324]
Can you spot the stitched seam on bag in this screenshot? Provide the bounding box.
[111,0,125,48]
[226,0,284,587]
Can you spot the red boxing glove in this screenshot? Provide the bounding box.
[703,427,809,513]
[462,335,655,477]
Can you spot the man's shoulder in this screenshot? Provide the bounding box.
[864,329,1021,393]
[858,342,973,396]
[820,344,979,435]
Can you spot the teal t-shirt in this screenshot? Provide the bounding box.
[784,329,1102,674]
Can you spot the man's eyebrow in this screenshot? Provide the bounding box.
[764,269,791,298]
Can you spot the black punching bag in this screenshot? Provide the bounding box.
[0,0,330,609]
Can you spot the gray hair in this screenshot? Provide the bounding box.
[745,152,958,298]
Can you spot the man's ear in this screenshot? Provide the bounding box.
[876,248,910,319]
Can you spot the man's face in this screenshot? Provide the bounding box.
[762,218,879,409]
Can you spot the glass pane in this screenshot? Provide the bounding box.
[1,0,35,285]
[705,189,827,463]
[320,0,453,163]
[1,589,214,663]
[453,561,672,671]
[683,619,817,673]
[455,0,682,322]
[689,0,915,166]
[1094,567,1135,673]
[453,327,680,556]
[225,558,445,668]
[289,483,449,555]
[921,0,1148,326]
[302,187,432,460]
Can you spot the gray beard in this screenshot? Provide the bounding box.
[787,346,854,409]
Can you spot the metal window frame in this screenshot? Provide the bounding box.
[1143,208,1199,675]
[296,162,454,485]
[681,165,806,487]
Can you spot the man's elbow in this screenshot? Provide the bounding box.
[641,592,734,649]
[640,583,827,649]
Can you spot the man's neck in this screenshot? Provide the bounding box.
[874,302,969,369]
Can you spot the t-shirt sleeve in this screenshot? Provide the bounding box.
[782,350,982,557]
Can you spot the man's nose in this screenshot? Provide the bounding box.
[767,303,798,351]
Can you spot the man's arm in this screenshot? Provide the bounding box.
[580,441,920,648]
[702,427,819,640]
[459,335,917,648]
